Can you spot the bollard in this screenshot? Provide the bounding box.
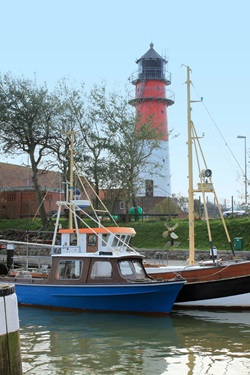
[0,283,22,375]
[6,243,14,270]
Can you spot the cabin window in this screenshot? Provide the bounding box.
[102,233,109,246]
[88,234,97,247]
[112,235,120,247]
[112,235,128,248]
[70,234,77,245]
[132,260,146,278]
[120,235,126,245]
[118,260,133,276]
[118,260,146,280]
[56,260,83,280]
[90,261,113,279]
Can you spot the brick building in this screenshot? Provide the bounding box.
[0,162,63,219]
[0,162,177,220]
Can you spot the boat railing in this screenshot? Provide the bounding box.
[153,251,169,265]
[50,245,81,255]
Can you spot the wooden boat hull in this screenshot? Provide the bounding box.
[146,261,250,309]
[175,275,250,308]
[4,280,185,315]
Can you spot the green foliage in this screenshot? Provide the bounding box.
[0,218,50,231]
[150,197,179,215]
[0,73,59,228]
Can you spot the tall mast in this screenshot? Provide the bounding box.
[69,131,74,229]
[186,66,195,265]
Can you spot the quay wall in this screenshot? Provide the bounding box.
[138,249,250,262]
[0,245,250,267]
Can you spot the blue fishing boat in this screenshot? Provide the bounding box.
[0,133,185,315]
[0,224,184,314]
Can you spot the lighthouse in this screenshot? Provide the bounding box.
[129,43,174,197]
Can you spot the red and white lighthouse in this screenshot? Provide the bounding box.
[129,43,174,197]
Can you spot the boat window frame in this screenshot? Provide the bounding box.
[70,233,77,245]
[112,235,120,247]
[87,234,97,247]
[112,235,129,248]
[101,233,110,246]
[132,260,147,279]
[118,260,134,276]
[56,259,83,280]
[118,259,148,280]
[90,260,113,279]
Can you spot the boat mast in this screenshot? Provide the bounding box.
[69,131,74,229]
[186,66,195,266]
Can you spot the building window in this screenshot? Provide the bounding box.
[145,180,153,197]
[7,193,16,201]
[120,201,124,210]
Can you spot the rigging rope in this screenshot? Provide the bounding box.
[191,82,244,175]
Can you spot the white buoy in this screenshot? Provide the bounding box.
[0,283,22,374]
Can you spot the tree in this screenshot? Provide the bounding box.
[100,87,164,219]
[46,78,86,196]
[172,193,189,217]
[52,81,110,207]
[0,73,57,228]
[52,81,163,217]
[150,197,179,217]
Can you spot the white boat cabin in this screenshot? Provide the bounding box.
[56,227,136,254]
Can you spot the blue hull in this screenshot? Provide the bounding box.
[14,281,184,314]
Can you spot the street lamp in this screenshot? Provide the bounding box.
[237,135,247,207]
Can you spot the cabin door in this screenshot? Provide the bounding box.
[86,234,98,252]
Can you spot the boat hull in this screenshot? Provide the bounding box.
[146,261,250,309]
[174,275,250,308]
[7,281,185,315]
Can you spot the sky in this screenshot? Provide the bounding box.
[0,0,250,207]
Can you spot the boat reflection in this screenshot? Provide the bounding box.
[19,307,178,375]
[19,307,250,375]
[170,310,250,375]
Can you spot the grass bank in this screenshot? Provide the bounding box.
[0,217,250,251]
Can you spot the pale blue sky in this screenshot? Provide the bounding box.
[1,0,250,206]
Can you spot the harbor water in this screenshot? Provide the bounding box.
[19,307,250,375]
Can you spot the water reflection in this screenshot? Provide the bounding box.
[169,310,250,375]
[19,308,250,375]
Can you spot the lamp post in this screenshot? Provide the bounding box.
[237,135,247,207]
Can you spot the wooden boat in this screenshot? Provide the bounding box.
[146,261,250,308]
[145,66,250,309]
[0,135,185,315]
